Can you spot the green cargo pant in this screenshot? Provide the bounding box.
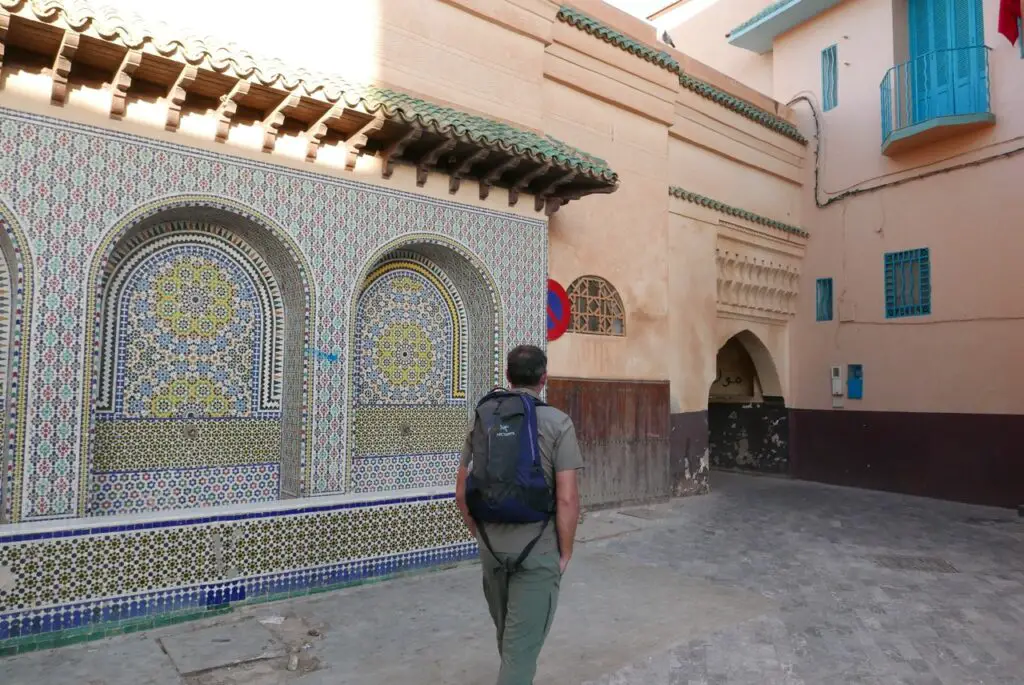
[480,548,562,685]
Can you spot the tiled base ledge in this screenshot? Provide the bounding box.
[0,490,477,655]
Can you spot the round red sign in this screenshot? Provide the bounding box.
[547,278,571,341]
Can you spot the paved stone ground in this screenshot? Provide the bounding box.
[3,472,1024,684]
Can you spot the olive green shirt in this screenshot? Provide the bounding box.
[460,388,584,555]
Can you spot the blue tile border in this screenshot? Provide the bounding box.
[0,541,479,646]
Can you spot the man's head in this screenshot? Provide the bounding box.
[506,344,547,391]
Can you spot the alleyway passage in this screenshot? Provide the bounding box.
[4,473,1024,684]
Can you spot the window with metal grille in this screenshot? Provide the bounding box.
[815,278,833,321]
[884,248,931,318]
[822,44,838,111]
[566,275,625,336]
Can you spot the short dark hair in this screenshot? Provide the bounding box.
[506,345,547,387]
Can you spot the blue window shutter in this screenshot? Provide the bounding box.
[815,278,833,321]
[884,248,930,318]
[821,45,838,111]
[1019,18,1023,57]
[847,364,863,399]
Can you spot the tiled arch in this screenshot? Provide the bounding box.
[78,196,316,516]
[345,234,504,492]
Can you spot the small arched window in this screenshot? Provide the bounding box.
[566,275,625,336]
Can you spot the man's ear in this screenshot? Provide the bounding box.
[539,372,549,389]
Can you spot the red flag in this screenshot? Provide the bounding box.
[999,0,1022,45]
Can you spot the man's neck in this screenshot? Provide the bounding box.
[510,385,543,396]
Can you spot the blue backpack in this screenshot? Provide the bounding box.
[465,389,554,569]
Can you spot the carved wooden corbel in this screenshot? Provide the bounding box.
[110,50,142,119]
[416,138,456,187]
[305,104,344,162]
[533,170,576,211]
[449,149,489,194]
[165,64,197,132]
[478,157,520,200]
[381,127,421,179]
[345,114,386,171]
[215,80,251,142]
[51,31,80,106]
[508,163,550,207]
[262,93,300,153]
[0,12,10,71]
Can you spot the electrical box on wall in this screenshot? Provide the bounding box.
[847,364,863,399]
[830,365,844,408]
[830,366,843,396]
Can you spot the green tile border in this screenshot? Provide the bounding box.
[668,186,808,238]
[678,74,808,144]
[556,5,681,71]
[556,5,807,145]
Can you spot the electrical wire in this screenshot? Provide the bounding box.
[786,94,1024,209]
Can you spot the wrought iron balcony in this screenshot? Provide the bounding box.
[880,45,994,155]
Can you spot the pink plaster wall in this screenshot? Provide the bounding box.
[661,0,777,95]
[670,0,1024,414]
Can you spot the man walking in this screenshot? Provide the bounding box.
[456,344,583,685]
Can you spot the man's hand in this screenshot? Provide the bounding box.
[559,555,571,574]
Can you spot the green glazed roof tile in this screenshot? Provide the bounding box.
[348,85,618,182]
[554,5,805,145]
[727,0,795,39]
[668,186,808,238]
[678,74,807,144]
[556,6,681,72]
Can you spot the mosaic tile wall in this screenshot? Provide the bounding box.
[0,107,547,522]
[0,492,477,651]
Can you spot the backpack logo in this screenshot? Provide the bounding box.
[495,424,515,438]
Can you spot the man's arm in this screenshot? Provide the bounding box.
[455,425,477,538]
[455,465,477,538]
[554,469,579,573]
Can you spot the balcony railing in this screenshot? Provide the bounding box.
[880,45,991,148]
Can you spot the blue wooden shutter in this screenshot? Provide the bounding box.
[821,45,838,111]
[815,278,833,321]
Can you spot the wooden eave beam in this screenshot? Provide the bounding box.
[110,49,142,119]
[305,103,344,161]
[479,157,521,200]
[508,163,550,207]
[165,63,197,132]
[215,79,250,142]
[381,126,422,179]
[345,113,386,171]
[0,12,10,70]
[262,92,301,153]
[533,169,577,211]
[51,30,79,106]
[449,148,490,194]
[416,137,456,187]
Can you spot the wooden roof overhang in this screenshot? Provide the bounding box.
[0,5,619,215]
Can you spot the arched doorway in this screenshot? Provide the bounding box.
[349,239,500,493]
[707,330,788,474]
[89,208,310,516]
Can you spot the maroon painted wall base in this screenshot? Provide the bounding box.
[789,409,1024,509]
